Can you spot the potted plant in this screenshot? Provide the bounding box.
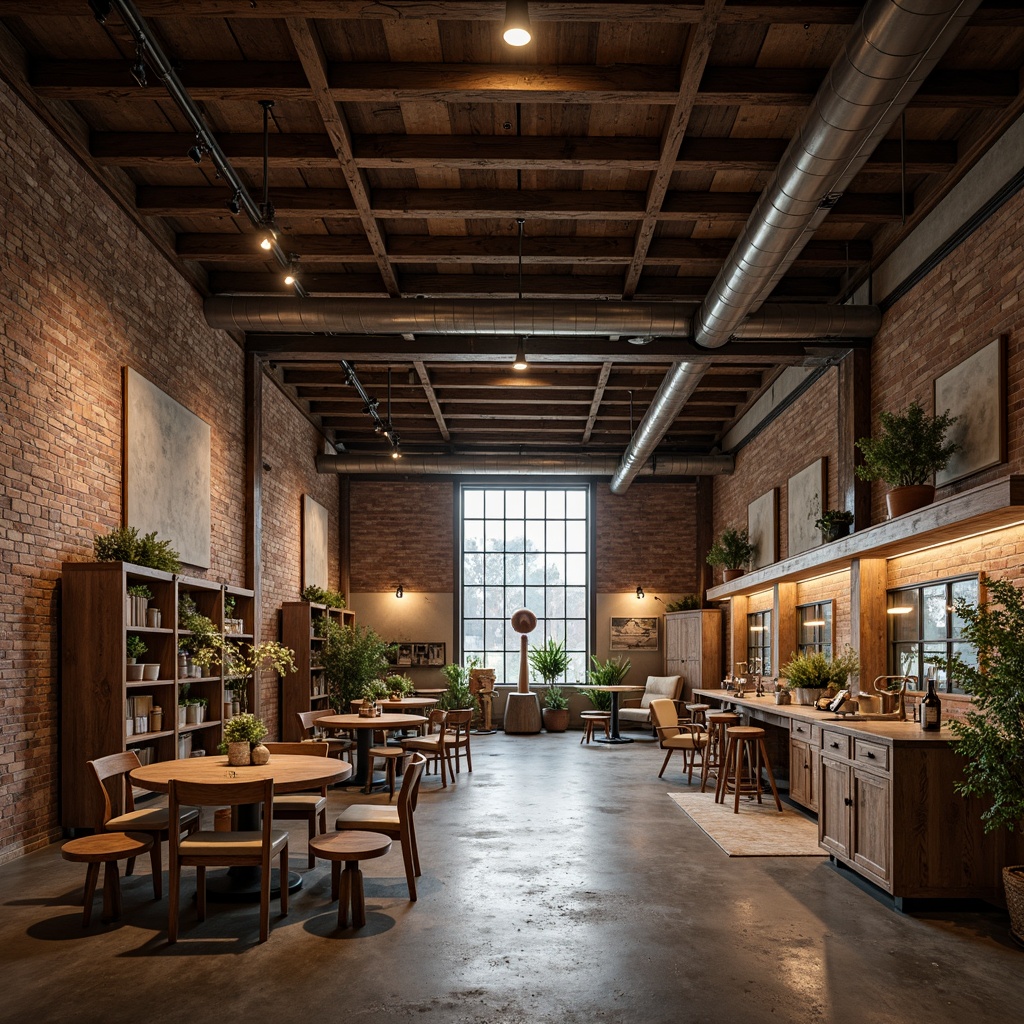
[939,577,1024,942]
[780,647,860,705]
[814,508,855,543]
[528,636,570,686]
[94,525,181,572]
[438,661,478,713]
[580,655,632,711]
[302,584,346,609]
[223,712,269,766]
[855,400,959,518]
[126,583,151,626]
[185,695,208,725]
[223,640,297,713]
[664,594,701,612]
[706,527,755,581]
[126,633,147,680]
[179,611,223,678]
[385,673,415,700]
[541,684,570,732]
[319,620,394,715]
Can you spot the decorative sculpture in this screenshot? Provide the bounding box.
[504,608,542,733]
[470,667,497,733]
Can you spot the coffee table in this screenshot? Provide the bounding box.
[586,685,644,744]
[317,713,427,788]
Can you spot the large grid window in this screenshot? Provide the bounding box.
[746,610,772,675]
[888,575,979,693]
[798,601,833,657]
[461,487,589,687]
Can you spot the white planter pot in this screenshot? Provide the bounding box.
[142,663,160,680]
[186,704,200,724]
[126,662,145,681]
[178,705,187,728]
[793,687,825,706]
[146,607,162,628]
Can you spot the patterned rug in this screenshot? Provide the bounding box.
[668,791,826,857]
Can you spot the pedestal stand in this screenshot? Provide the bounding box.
[504,691,542,734]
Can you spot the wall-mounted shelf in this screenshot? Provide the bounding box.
[707,475,1024,602]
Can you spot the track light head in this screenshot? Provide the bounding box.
[226,190,242,215]
[512,340,528,371]
[395,584,404,598]
[187,138,205,164]
[130,42,147,87]
[502,0,533,46]
[88,0,111,24]
[284,256,300,286]
[391,449,402,460]
[258,221,278,251]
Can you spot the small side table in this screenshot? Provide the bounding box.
[310,831,393,928]
[61,831,155,926]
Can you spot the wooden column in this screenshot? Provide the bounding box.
[338,472,350,603]
[244,351,263,715]
[838,347,872,530]
[775,581,798,677]
[696,476,714,603]
[727,594,748,677]
[851,557,887,687]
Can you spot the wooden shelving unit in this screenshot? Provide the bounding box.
[60,560,253,831]
[279,601,355,741]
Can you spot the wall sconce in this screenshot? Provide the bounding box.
[395,584,404,599]
[635,585,645,600]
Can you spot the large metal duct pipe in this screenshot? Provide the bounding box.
[693,0,981,349]
[315,452,734,477]
[204,296,878,339]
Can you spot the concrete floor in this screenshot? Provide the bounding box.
[2,730,1022,1024]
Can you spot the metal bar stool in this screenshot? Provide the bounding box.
[700,711,739,793]
[580,711,611,744]
[716,725,783,813]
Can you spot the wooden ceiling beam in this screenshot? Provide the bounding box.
[582,361,612,445]
[413,360,450,442]
[138,186,360,217]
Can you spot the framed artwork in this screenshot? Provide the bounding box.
[747,488,777,569]
[391,642,445,667]
[935,336,1006,486]
[302,494,329,591]
[610,616,659,651]
[788,458,826,556]
[124,367,211,568]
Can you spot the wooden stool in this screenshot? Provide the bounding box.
[365,745,403,799]
[61,831,154,926]
[309,830,393,929]
[580,711,611,744]
[700,712,739,793]
[716,726,782,813]
[685,703,711,726]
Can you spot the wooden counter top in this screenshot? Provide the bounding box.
[692,689,958,746]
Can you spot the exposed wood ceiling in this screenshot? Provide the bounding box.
[3,1,1023,461]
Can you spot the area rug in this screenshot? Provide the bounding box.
[668,791,826,857]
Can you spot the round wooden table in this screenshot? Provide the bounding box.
[317,713,427,788]
[586,685,644,744]
[131,755,351,901]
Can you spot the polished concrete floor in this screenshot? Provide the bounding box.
[2,730,1022,1024]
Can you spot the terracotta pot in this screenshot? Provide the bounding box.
[722,568,745,582]
[885,484,935,519]
[542,707,570,732]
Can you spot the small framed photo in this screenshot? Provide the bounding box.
[610,616,659,651]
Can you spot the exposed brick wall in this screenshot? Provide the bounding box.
[712,367,840,562]
[349,481,454,592]
[259,379,340,736]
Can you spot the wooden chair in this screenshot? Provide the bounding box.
[364,743,403,799]
[399,711,450,787]
[263,741,329,867]
[88,750,200,899]
[334,753,426,900]
[297,709,355,762]
[168,777,289,944]
[650,698,707,784]
[441,709,473,777]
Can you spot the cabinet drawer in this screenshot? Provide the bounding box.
[853,738,890,773]
[821,730,851,759]
[791,720,821,746]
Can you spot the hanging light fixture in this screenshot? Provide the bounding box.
[512,218,529,371]
[284,256,300,287]
[257,99,278,251]
[502,0,532,46]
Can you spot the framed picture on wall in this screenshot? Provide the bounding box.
[788,458,826,556]
[302,494,329,591]
[747,488,778,569]
[610,616,659,651]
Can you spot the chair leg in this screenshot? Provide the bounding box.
[465,740,472,773]
[658,748,673,778]
[81,862,100,928]
[125,855,136,877]
[280,844,289,918]
[307,815,317,869]
[259,861,271,944]
[439,750,447,788]
[149,837,162,899]
[167,855,179,943]
[196,866,207,921]
[400,835,418,901]
[363,753,375,795]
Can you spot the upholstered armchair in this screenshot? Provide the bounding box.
[616,675,683,731]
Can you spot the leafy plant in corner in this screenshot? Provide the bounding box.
[320,620,394,715]
[438,661,478,712]
[528,636,571,685]
[706,528,755,571]
[126,634,147,661]
[543,684,569,711]
[855,401,959,488]
[94,525,181,573]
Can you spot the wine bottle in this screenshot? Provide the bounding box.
[920,678,941,731]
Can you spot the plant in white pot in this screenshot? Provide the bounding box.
[855,400,959,518]
[126,634,147,681]
[223,712,269,766]
[939,577,1024,943]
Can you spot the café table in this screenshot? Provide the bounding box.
[131,754,351,901]
[317,713,427,789]
[587,685,644,744]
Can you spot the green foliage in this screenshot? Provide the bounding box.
[385,674,415,697]
[363,679,392,702]
[813,509,854,532]
[543,684,569,711]
[706,528,755,570]
[302,584,346,608]
[178,612,223,669]
[578,688,612,711]
[224,595,236,618]
[528,636,570,684]
[94,526,181,572]
[223,712,268,745]
[781,647,860,691]
[664,595,700,612]
[855,401,959,488]
[580,655,631,710]
[177,592,197,625]
[126,634,147,660]
[320,620,394,714]
[937,578,1024,834]
[224,640,296,683]
[126,584,152,599]
[438,661,477,711]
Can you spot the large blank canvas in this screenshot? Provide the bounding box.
[747,489,777,569]
[125,367,210,568]
[302,494,329,591]
[788,458,825,555]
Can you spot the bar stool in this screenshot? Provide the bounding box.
[309,830,393,929]
[685,703,711,726]
[61,831,155,926]
[716,725,782,814]
[700,711,739,793]
[580,711,611,744]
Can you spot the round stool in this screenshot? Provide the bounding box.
[365,745,403,799]
[580,711,611,744]
[309,830,393,929]
[716,726,782,813]
[700,712,739,793]
[685,703,711,726]
[61,831,154,926]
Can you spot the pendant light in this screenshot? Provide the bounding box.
[502,0,532,46]
[257,100,278,251]
[512,218,529,371]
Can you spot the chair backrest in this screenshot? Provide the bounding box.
[649,699,680,742]
[263,741,328,757]
[443,709,472,745]
[427,708,446,734]
[88,750,143,825]
[398,753,427,818]
[297,709,334,737]
[169,778,274,860]
[640,675,682,709]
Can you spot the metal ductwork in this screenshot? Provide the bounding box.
[315,452,734,478]
[611,0,976,495]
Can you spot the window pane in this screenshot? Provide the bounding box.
[566,618,587,650]
[484,554,504,584]
[546,490,565,518]
[547,554,565,583]
[464,586,484,617]
[525,520,545,552]
[566,586,587,617]
[464,519,484,551]
[565,520,587,553]
[526,585,545,612]
[951,579,978,635]
[894,643,918,678]
[505,588,525,617]
[485,619,505,650]
[546,520,565,553]
[922,585,947,640]
[485,587,505,617]
[505,490,525,519]
[485,519,505,552]
[485,490,504,517]
[504,552,524,585]
[889,592,919,641]
[566,491,586,518]
[464,553,484,584]
[525,491,545,517]
[566,553,587,586]
[464,620,483,651]
[464,491,483,517]
[525,552,545,585]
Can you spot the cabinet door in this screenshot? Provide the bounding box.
[818,757,850,856]
[789,738,818,812]
[851,768,892,886]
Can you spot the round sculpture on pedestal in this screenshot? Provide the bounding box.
[505,608,542,734]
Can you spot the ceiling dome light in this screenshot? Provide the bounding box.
[502,0,532,46]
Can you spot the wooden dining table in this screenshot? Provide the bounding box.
[131,754,351,901]
[317,712,427,789]
[586,685,644,744]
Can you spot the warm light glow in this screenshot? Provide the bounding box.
[284,269,297,285]
[512,341,528,370]
[502,0,532,46]
[887,605,914,615]
[803,619,826,627]
[391,449,402,460]
[636,586,645,600]
[395,584,404,598]
[260,236,272,250]
[748,625,765,632]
